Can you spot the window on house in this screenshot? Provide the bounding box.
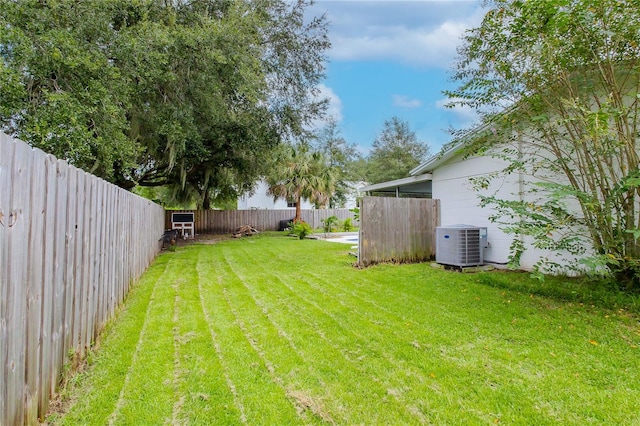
[287,200,297,208]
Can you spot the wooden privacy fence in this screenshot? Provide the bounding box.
[165,208,357,234]
[0,133,165,425]
[358,196,440,267]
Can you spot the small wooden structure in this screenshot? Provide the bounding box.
[358,196,440,267]
[171,212,194,239]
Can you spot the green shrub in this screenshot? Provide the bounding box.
[342,217,353,232]
[349,207,360,222]
[293,222,313,239]
[321,215,339,233]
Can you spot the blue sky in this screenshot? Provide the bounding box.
[306,0,486,154]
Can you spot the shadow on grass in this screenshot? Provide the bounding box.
[474,270,640,314]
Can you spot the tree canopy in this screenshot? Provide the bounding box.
[0,0,329,207]
[446,0,640,285]
[312,118,362,207]
[365,117,430,184]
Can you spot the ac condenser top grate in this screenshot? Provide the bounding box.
[436,225,487,267]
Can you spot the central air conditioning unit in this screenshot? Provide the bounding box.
[436,225,488,267]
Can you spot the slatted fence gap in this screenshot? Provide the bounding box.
[358,196,440,267]
[0,133,164,425]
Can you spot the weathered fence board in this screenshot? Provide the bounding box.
[0,135,9,425]
[63,162,76,366]
[51,159,67,399]
[71,168,85,352]
[25,146,46,421]
[6,138,31,425]
[165,208,357,234]
[0,133,165,425]
[358,196,440,267]
[85,175,97,354]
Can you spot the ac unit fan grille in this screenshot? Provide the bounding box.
[436,227,484,267]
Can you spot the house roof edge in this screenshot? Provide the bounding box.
[360,173,433,192]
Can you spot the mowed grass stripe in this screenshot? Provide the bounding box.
[222,241,424,424]
[171,250,241,425]
[231,236,640,424]
[211,249,349,423]
[53,234,640,425]
[197,254,249,424]
[196,245,305,425]
[107,255,185,424]
[55,257,169,425]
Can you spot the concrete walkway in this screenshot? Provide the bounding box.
[312,232,359,244]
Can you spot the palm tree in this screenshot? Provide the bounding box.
[266,144,337,223]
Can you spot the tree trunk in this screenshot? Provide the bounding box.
[203,190,211,210]
[294,195,302,223]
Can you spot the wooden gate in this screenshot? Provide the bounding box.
[358,196,440,266]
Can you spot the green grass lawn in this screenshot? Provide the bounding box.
[50,233,640,425]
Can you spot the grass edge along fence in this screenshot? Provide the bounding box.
[165,208,357,234]
[358,196,440,266]
[0,133,165,425]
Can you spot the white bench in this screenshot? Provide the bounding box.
[171,212,195,239]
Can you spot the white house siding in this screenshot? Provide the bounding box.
[343,181,367,209]
[431,146,593,271]
[432,152,519,266]
[516,145,594,272]
[238,180,314,210]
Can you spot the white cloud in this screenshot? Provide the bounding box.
[318,84,343,122]
[436,97,479,125]
[392,94,422,108]
[330,22,466,67]
[311,1,486,68]
[355,143,372,156]
[307,84,344,130]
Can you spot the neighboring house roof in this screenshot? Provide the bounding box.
[360,133,471,196]
[362,115,500,194]
[411,115,502,176]
[409,143,465,176]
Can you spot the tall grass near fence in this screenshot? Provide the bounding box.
[0,133,165,425]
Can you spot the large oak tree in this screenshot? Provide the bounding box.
[0,0,329,208]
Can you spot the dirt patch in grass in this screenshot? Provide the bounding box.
[195,234,233,244]
[162,233,232,249]
[287,389,334,424]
